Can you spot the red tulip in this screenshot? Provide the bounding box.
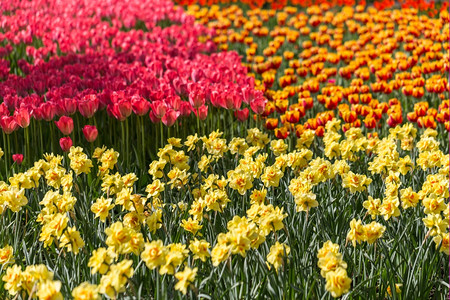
[235,108,249,122]
[12,154,23,165]
[150,101,167,119]
[189,89,205,109]
[179,102,192,117]
[194,105,208,121]
[14,108,30,128]
[59,137,73,152]
[55,116,74,135]
[40,102,57,121]
[78,95,99,118]
[131,96,150,116]
[62,98,78,115]
[162,109,180,127]
[82,125,98,143]
[117,100,132,119]
[0,116,19,134]
[250,97,267,115]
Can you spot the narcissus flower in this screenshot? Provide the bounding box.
[174,267,197,295]
[266,242,290,273]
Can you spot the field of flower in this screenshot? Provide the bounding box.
[0,0,448,299]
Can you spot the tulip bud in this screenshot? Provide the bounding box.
[12,154,23,165]
[55,116,74,135]
[82,125,98,143]
[234,108,249,122]
[59,137,73,152]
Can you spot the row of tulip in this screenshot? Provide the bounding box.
[185,4,449,142]
[0,0,269,169]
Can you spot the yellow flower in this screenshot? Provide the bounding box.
[259,206,287,235]
[317,241,340,260]
[44,167,65,189]
[266,242,290,273]
[261,165,283,187]
[122,173,138,188]
[124,231,144,256]
[181,218,203,236]
[174,267,197,295]
[399,188,419,209]
[2,187,28,213]
[37,280,63,300]
[363,196,381,219]
[246,128,270,148]
[91,197,115,222]
[341,171,371,193]
[93,146,107,159]
[189,239,211,262]
[227,168,253,195]
[88,247,116,275]
[386,283,402,297]
[72,282,100,300]
[145,209,163,233]
[325,267,351,298]
[422,214,447,237]
[250,188,267,205]
[270,139,288,156]
[325,141,340,159]
[101,173,124,195]
[99,149,119,172]
[229,137,249,155]
[159,243,188,275]
[2,264,22,295]
[296,129,315,149]
[346,219,366,247]
[167,167,190,190]
[167,137,182,148]
[59,226,85,255]
[141,240,167,270]
[422,194,446,214]
[0,245,14,265]
[364,222,386,244]
[172,151,190,171]
[105,222,131,253]
[211,244,231,267]
[68,147,93,175]
[56,192,76,213]
[40,213,68,247]
[294,192,318,212]
[318,252,347,278]
[433,233,449,255]
[379,196,401,220]
[99,260,133,298]
[185,134,199,152]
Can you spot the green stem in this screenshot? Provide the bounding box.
[121,121,126,169]
[160,121,164,149]
[3,132,8,178]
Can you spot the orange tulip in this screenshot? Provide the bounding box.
[265,118,279,130]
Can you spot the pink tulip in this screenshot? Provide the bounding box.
[0,116,19,134]
[12,154,23,165]
[194,105,208,121]
[59,137,73,152]
[162,109,180,127]
[14,108,30,128]
[150,101,167,119]
[235,108,249,122]
[78,94,99,118]
[131,96,150,116]
[55,116,74,135]
[82,125,98,143]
